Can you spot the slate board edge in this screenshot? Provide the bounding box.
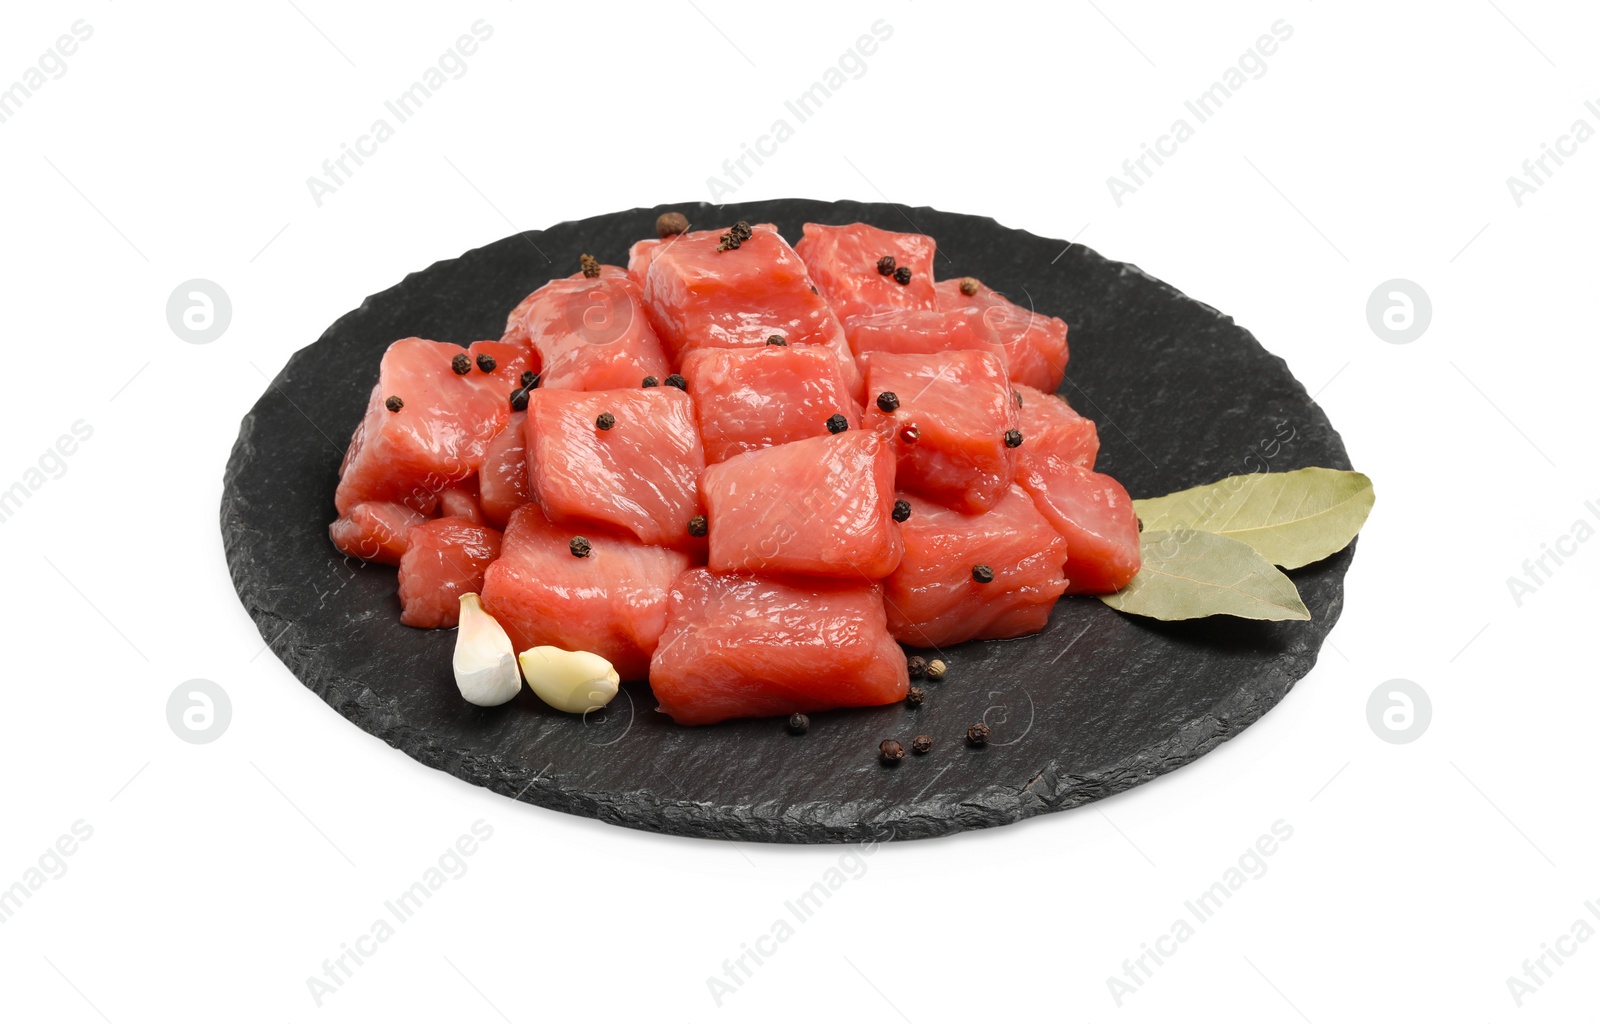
[221,200,1353,844]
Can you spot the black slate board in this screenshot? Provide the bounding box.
[221,199,1354,844]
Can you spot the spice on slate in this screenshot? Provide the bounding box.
[926,658,947,681]
[384,395,404,413]
[966,722,990,747]
[642,375,659,388]
[509,388,529,412]
[906,655,927,679]
[876,391,900,412]
[664,373,687,390]
[899,424,921,445]
[893,266,912,285]
[451,353,472,375]
[892,499,912,523]
[787,713,810,735]
[569,536,592,558]
[876,255,896,275]
[959,276,980,297]
[476,353,497,373]
[521,370,539,388]
[596,412,616,431]
[767,334,787,346]
[687,515,708,537]
[972,564,995,584]
[906,686,926,707]
[656,211,689,238]
[579,253,601,279]
[1004,429,1023,448]
[826,413,849,434]
[879,739,905,764]
[912,735,933,755]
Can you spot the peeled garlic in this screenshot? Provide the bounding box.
[517,646,620,714]
[453,595,522,707]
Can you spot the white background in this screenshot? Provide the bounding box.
[1,1,1596,1020]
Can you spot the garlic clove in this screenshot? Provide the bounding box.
[453,594,522,707]
[517,646,620,714]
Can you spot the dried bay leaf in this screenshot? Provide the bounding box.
[1133,467,1374,569]
[1100,530,1311,622]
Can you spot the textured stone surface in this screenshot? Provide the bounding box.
[221,200,1355,844]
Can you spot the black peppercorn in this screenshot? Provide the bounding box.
[476,353,497,373]
[966,722,991,747]
[521,370,539,389]
[1004,429,1023,448]
[579,253,601,279]
[879,739,905,764]
[687,514,708,538]
[876,391,900,412]
[959,276,980,297]
[569,536,592,558]
[912,734,933,755]
[906,686,925,707]
[876,255,896,275]
[766,334,787,346]
[384,395,403,413]
[717,221,753,252]
[893,266,912,285]
[642,375,659,388]
[656,211,689,238]
[1014,389,1023,408]
[509,388,529,412]
[787,712,809,735]
[826,413,849,434]
[892,499,911,523]
[972,564,994,584]
[451,354,472,375]
[596,412,616,431]
[906,656,927,679]
[664,373,687,390]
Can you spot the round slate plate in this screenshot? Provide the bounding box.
[221,199,1354,844]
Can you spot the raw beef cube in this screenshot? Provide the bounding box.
[435,479,484,525]
[640,223,843,357]
[502,265,626,350]
[480,506,691,679]
[328,501,429,565]
[476,414,529,530]
[649,569,909,725]
[700,431,902,578]
[860,350,1021,514]
[526,387,706,547]
[680,345,859,463]
[842,306,1006,369]
[1014,383,1099,471]
[883,486,1070,648]
[396,517,503,628]
[935,278,1069,392]
[334,337,528,515]
[500,270,671,391]
[795,222,938,322]
[1018,456,1141,594]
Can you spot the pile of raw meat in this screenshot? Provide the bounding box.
[330,219,1140,724]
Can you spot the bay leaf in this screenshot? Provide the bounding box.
[1100,530,1311,622]
[1133,467,1374,569]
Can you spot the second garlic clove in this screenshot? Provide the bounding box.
[517,646,620,714]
